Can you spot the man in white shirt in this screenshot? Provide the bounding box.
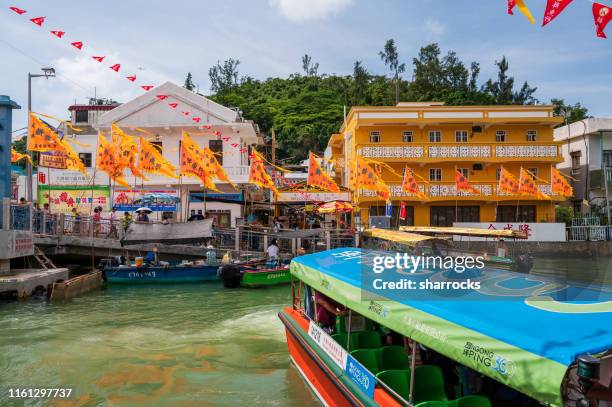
[267,239,280,266]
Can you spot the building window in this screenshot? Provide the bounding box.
[429,168,442,182]
[75,110,89,124]
[495,130,507,142]
[429,131,441,143]
[150,141,163,154]
[457,168,469,179]
[209,139,223,165]
[604,150,612,167]
[369,131,381,143]
[402,131,414,143]
[78,152,92,168]
[571,151,581,175]
[455,130,468,143]
[430,206,480,227]
[528,168,538,178]
[496,205,536,223]
[526,130,537,142]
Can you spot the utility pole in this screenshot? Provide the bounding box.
[26,67,56,202]
[271,128,276,166]
[602,131,611,224]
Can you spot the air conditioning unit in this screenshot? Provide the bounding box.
[473,164,483,171]
[472,126,483,133]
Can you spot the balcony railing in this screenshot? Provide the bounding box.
[359,182,556,200]
[356,142,561,161]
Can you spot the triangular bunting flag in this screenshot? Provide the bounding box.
[192,117,201,123]
[181,111,190,116]
[50,30,65,38]
[30,16,45,26]
[168,102,178,108]
[71,41,83,50]
[593,2,612,38]
[126,75,136,82]
[542,0,574,26]
[109,64,121,72]
[92,56,105,63]
[9,7,27,15]
[156,94,168,100]
[307,152,340,192]
[141,85,154,91]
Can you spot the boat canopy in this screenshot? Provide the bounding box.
[362,228,448,247]
[400,226,528,239]
[122,218,213,245]
[290,248,612,406]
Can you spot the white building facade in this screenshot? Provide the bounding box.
[39,82,262,227]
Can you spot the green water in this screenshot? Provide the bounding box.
[0,284,318,407]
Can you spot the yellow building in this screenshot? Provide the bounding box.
[326,102,565,227]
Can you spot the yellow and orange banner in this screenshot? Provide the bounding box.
[248,150,278,196]
[11,148,32,164]
[28,113,64,152]
[551,167,574,197]
[519,167,550,200]
[307,152,340,192]
[401,167,427,200]
[180,132,217,191]
[355,156,389,201]
[138,137,178,179]
[499,167,520,195]
[455,169,480,195]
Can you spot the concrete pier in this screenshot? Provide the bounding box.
[0,268,69,298]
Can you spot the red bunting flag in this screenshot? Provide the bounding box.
[141,85,154,91]
[92,56,105,62]
[593,2,612,38]
[508,0,516,14]
[156,94,168,100]
[240,148,247,153]
[192,117,201,123]
[204,124,213,130]
[222,136,230,142]
[215,131,222,137]
[508,0,535,24]
[9,6,27,15]
[181,111,190,116]
[231,143,239,148]
[50,30,65,38]
[71,41,83,50]
[168,102,178,108]
[126,75,136,82]
[543,0,574,26]
[109,64,121,72]
[30,16,45,26]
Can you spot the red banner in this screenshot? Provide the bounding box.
[593,2,612,38]
[543,0,574,26]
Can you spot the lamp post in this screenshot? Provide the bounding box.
[26,67,56,202]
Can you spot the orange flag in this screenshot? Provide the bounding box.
[551,167,573,197]
[60,139,87,176]
[519,168,550,200]
[248,150,278,196]
[355,156,389,200]
[499,167,520,195]
[308,152,340,192]
[112,124,147,179]
[401,167,427,200]
[455,169,480,195]
[201,146,235,188]
[27,113,65,152]
[11,149,32,164]
[96,134,130,187]
[138,137,178,178]
[180,132,217,191]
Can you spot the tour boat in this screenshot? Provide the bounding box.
[103,261,220,283]
[219,260,291,288]
[279,248,612,407]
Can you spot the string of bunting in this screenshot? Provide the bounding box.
[507,0,612,38]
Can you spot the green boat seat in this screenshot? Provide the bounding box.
[415,401,448,407]
[356,331,382,349]
[331,333,358,350]
[449,395,492,407]
[379,345,410,370]
[413,365,448,405]
[350,349,379,374]
[376,369,410,401]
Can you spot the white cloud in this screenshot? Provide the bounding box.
[269,0,353,22]
[424,18,446,36]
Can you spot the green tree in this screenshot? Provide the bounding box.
[482,57,537,104]
[379,39,406,104]
[351,61,370,105]
[209,58,241,93]
[551,98,590,125]
[183,72,195,91]
[301,54,319,77]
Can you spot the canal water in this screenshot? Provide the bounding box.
[0,284,318,407]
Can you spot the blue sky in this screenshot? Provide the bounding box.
[1,0,611,137]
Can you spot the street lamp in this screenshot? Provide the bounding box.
[26,67,56,202]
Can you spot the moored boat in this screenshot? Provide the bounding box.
[103,262,219,283]
[279,248,612,407]
[240,264,291,287]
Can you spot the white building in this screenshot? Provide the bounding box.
[554,118,612,219]
[40,82,262,227]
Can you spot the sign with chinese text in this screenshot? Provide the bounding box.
[277,191,350,203]
[38,185,110,214]
[39,151,67,169]
[453,222,566,242]
[114,189,178,212]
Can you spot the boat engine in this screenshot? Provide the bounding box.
[219,264,241,288]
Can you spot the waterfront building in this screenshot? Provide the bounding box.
[553,118,612,220]
[326,102,565,227]
[41,82,262,226]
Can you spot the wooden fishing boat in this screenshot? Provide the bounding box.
[240,264,291,287]
[279,248,612,407]
[103,262,219,283]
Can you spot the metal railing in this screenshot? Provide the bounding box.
[566,225,612,241]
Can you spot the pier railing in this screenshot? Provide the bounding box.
[566,225,612,241]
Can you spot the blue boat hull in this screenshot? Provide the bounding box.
[103,265,219,283]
